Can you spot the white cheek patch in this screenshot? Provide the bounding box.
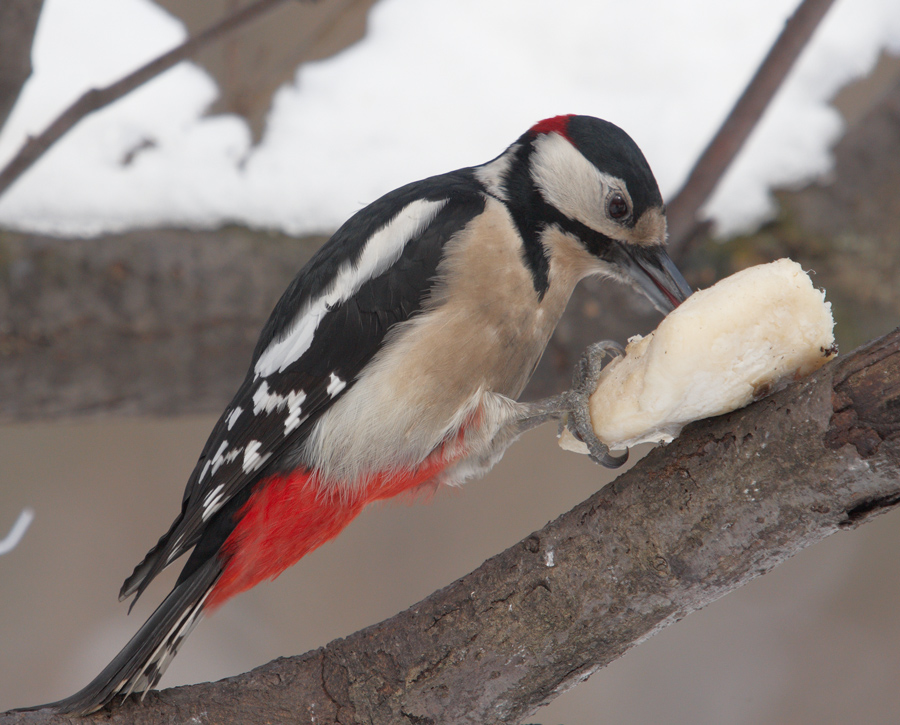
[254,197,449,378]
[530,133,627,233]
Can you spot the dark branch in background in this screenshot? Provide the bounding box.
[665,0,837,259]
[0,227,663,422]
[0,0,45,133]
[0,228,325,421]
[4,328,899,725]
[0,0,304,200]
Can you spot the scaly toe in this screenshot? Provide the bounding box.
[567,340,628,468]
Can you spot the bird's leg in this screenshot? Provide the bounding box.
[513,340,628,468]
[565,340,628,468]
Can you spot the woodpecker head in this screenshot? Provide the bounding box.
[484,114,691,313]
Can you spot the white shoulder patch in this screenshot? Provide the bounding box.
[254,197,449,379]
[473,147,516,200]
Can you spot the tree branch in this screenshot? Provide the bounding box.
[0,0,302,200]
[665,0,837,257]
[5,327,899,725]
[0,0,45,134]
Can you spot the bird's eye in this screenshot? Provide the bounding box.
[607,192,629,220]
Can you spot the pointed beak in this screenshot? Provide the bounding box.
[618,244,693,314]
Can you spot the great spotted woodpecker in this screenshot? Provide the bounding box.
[33,114,691,715]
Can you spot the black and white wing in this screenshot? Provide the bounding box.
[120,171,487,604]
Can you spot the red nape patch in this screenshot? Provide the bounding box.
[529,114,574,139]
[204,452,452,611]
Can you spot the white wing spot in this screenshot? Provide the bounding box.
[167,533,185,563]
[201,484,226,521]
[253,198,449,378]
[209,440,229,477]
[326,373,346,397]
[197,459,211,485]
[243,440,272,474]
[252,381,308,435]
[252,381,279,415]
[226,406,243,431]
[202,484,224,507]
[284,405,308,435]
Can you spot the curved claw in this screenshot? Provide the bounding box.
[565,409,629,469]
[596,446,629,468]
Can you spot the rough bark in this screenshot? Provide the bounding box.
[4,327,899,725]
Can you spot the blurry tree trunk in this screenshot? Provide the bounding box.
[3,327,899,724]
[0,0,44,133]
[0,227,663,422]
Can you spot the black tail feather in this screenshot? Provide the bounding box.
[119,513,189,609]
[21,557,222,716]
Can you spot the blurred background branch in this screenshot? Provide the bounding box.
[665,0,838,258]
[0,0,45,133]
[0,0,299,199]
[0,508,34,557]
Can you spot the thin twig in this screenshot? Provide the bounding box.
[0,0,301,200]
[666,0,837,259]
[0,508,34,556]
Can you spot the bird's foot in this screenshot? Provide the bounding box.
[515,341,628,468]
[561,340,629,468]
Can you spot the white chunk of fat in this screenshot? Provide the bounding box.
[563,258,836,453]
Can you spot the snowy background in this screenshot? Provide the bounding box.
[1,0,900,238]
